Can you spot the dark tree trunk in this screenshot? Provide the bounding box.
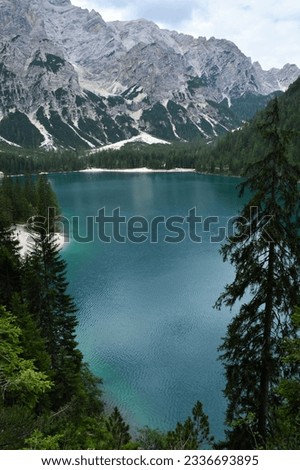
[258,242,275,442]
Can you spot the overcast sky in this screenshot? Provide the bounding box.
[72,0,300,70]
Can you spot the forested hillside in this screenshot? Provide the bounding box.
[193,76,300,174]
[0,77,299,176]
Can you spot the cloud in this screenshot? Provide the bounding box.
[71,0,300,69]
[73,0,201,24]
[129,0,200,27]
[190,0,300,69]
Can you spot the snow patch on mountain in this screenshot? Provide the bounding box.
[92,132,170,152]
[0,0,299,149]
[0,135,21,147]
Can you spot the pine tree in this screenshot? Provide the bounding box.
[10,294,51,376]
[23,230,82,408]
[166,401,214,450]
[106,407,131,449]
[0,180,14,227]
[267,306,300,449]
[0,305,53,449]
[0,306,52,408]
[215,98,300,449]
[36,175,60,232]
[137,401,214,450]
[0,220,21,309]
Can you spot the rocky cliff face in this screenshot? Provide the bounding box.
[0,0,299,149]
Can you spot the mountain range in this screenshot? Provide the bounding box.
[0,0,299,149]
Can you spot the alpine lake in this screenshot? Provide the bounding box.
[48,171,247,440]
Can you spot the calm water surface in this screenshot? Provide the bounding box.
[48,172,245,439]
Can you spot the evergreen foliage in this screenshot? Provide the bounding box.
[22,231,83,407]
[165,401,214,450]
[106,407,131,449]
[0,306,52,408]
[215,99,300,449]
[0,111,43,148]
[137,401,214,450]
[267,307,300,449]
[0,223,21,309]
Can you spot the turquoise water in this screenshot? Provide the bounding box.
[48,172,245,440]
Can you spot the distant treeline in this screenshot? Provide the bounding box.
[0,175,59,226]
[0,141,217,175]
[0,77,300,176]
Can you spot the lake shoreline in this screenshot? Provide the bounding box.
[78,167,195,173]
[7,167,242,178]
[13,224,65,257]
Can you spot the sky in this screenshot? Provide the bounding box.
[72,0,300,70]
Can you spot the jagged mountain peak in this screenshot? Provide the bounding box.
[0,0,299,149]
[48,0,71,5]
